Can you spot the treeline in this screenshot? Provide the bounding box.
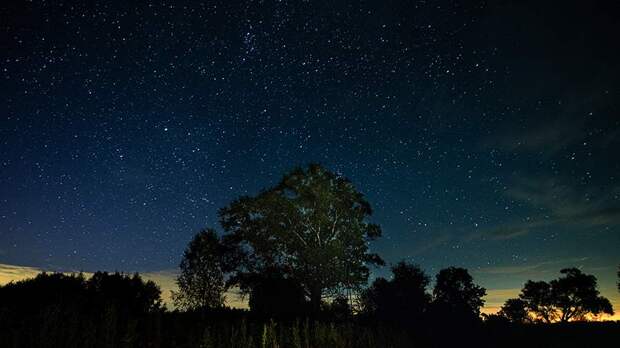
[0,272,163,347]
[0,268,618,348]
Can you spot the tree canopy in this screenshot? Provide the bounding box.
[497,298,529,324]
[432,267,486,320]
[514,268,613,322]
[219,164,383,311]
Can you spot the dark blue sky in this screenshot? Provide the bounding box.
[1,1,619,311]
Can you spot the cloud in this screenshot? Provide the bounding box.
[477,257,590,276]
[506,177,620,224]
[140,270,179,307]
[467,219,552,241]
[486,120,585,157]
[481,288,522,314]
[482,87,618,158]
[469,177,620,240]
[0,263,43,285]
[408,233,453,256]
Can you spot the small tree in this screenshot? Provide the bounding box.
[498,298,529,323]
[172,229,226,310]
[432,267,486,320]
[519,268,614,322]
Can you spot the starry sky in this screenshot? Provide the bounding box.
[1,1,619,314]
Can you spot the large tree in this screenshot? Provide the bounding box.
[219,164,383,312]
[518,268,614,322]
[172,229,227,310]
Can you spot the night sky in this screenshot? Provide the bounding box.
[1,1,619,314]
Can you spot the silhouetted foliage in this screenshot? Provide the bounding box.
[431,267,486,322]
[243,268,308,318]
[88,271,162,313]
[518,268,613,322]
[219,164,384,313]
[519,280,556,322]
[172,228,227,311]
[0,272,161,348]
[1,267,619,347]
[498,298,530,323]
[360,261,430,325]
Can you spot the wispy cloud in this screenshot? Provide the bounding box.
[0,263,43,285]
[408,233,453,256]
[482,86,618,158]
[481,288,522,314]
[477,257,590,276]
[469,177,620,240]
[486,120,586,157]
[506,177,620,224]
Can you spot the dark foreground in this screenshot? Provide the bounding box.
[1,309,619,348]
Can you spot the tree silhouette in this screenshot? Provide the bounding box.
[519,280,556,323]
[551,268,613,321]
[498,298,529,323]
[519,268,614,322]
[243,268,308,318]
[172,229,227,310]
[219,164,383,313]
[432,267,486,321]
[88,271,162,314]
[360,261,430,324]
[0,272,162,347]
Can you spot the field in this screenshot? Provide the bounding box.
[2,307,619,348]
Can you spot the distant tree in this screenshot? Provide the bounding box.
[87,271,162,314]
[172,229,227,310]
[519,268,614,322]
[360,261,430,324]
[219,164,383,313]
[0,272,88,312]
[617,265,619,293]
[498,298,529,323]
[432,267,486,320]
[0,271,162,347]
